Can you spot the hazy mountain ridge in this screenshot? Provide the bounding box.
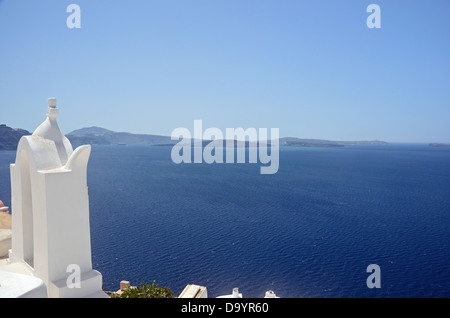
[1,124,391,150]
[0,124,31,150]
[67,126,173,147]
[66,126,390,147]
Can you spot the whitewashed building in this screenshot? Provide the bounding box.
[0,98,108,298]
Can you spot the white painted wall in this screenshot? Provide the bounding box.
[5,98,108,298]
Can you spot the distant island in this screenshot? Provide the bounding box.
[0,124,390,150]
[429,143,450,147]
[279,137,388,147]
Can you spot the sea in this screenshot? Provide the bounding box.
[0,144,449,298]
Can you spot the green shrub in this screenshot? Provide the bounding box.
[111,281,177,298]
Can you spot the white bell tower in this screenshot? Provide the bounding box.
[8,98,107,298]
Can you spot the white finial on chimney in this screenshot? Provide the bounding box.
[46,97,59,119]
[48,97,57,108]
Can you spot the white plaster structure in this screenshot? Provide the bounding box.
[0,229,11,259]
[179,284,208,298]
[0,98,108,298]
[264,290,279,298]
[0,201,11,258]
[216,287,243,298]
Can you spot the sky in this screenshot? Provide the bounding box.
[0,0,449,143]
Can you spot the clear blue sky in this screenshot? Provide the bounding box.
[0,0,449,143]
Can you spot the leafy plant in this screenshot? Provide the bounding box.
[111,281,177,298]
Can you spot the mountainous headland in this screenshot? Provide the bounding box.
[66,126,174,147]
[0,124,31,150]
[1,124,391,150]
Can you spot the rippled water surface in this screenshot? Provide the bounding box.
[1,144,449,297]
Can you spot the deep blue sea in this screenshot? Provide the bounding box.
[1,144,449,298]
